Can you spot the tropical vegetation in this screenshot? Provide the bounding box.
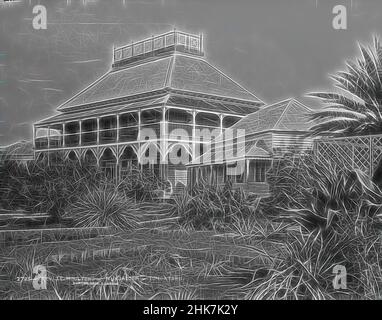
[308,35,382,136]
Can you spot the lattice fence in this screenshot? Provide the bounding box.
[314,135,382,176]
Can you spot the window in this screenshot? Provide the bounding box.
[141,109,162,124]
[120,112,138,127]
[195,112,220,127]
[248,160,269,183]
[100,116,117,130]
[216,165,225,184]
[166,109,193,124]
[82,119,97,132]
[65,122,79,134]
[226,162,245,183]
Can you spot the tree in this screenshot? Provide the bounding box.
[308,35,382,137]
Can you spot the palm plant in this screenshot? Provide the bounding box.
[308,35,382,136]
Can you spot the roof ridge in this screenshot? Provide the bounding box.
[271,98,313,131]
[273,99,294,129]
[289,98,314,112]
[259,98,294,110]
[170,52,264,103]
[231,99,288,127]
[202,59,265,104]
[165,55,175,88]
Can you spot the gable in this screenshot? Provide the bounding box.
[274,100,312,131]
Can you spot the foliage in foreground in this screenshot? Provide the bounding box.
[0,160,165,226]
[245,155,382,299]
[0,160,104,221]
[172,180,260,230]
[63,185,140,230]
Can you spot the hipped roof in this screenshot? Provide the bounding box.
[57,54,264,111]
[188,98,312,166]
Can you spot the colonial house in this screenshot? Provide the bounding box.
[33,30,265,195]
[187,98,314,197]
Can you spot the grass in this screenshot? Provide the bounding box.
[1,205,381,300]
[0,226,279,300]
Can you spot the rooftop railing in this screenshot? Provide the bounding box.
[113,30,204,64]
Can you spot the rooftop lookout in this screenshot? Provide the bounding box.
[112,29,204,69]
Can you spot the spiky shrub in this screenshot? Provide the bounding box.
[173,180,260,230]
[63,185,140,230]
[252,155,382,299]
[243,232,345,300]
[263,155,305,214]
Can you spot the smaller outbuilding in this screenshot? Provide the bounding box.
[187,98,314,197]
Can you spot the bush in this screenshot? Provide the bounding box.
[243,232,343,299]
[173,181,260,230]
[63,185,140,230]
[248,155,382,299]
[0,160,105,222]
[0,159,168,224]
[268,155,382,235]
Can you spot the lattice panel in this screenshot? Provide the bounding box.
[372,136,382,171]
[372,136,382,148]
[373,148,382,170]
[349,136,369,147]
[353,146,370,174]
[315,141,354,171]
[314,135,382,176]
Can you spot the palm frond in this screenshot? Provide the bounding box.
[308,36,382,136]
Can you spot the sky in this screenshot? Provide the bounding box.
[0,0,382,145]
